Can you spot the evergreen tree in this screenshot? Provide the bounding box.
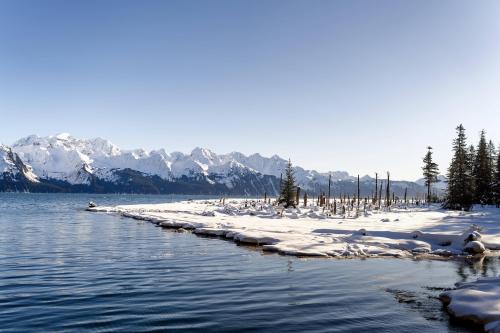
[466,144,476,203]
[422,146,439,204]
[468,144,476,194]
[488,140,496,200]
[488,140,496,172]
[279,159,297,208]
[494,151,500,207]
[444,124,474,211]
[473,130,493,204]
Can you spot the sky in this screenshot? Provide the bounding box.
[1,0,500,180]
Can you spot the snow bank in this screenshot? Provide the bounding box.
[88,200,500,258]
[440,277,500,333]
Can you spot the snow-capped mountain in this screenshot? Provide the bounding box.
[0,144,38,183]
[1,133,432,196]
[8,133,350,188]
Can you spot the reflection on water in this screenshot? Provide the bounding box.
[455,255,499,281]
[0,193,497,333]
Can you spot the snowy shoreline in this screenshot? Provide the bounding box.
[440,278,500,333]
[88,199,500,259]
[88,199,500,331]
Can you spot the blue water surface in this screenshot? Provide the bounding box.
[0,193,497,333]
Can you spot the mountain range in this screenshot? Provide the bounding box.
[0,133,443,197]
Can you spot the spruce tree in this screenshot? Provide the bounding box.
[488,140,496,201]
[488,140,496,173]
[422,146,439,204]
[494,152,500,207]
[473,130,493,204]
[279,159,297,208]
[468,144,476,195]
[492,152,500,208]
[444,124,474,211]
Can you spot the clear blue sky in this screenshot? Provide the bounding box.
[1,0,499,180]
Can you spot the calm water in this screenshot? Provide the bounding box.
[0,193,498,333]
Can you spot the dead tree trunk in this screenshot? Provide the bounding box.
[378,181,383,209]
[328,174,331,207]
[357,174,360,207]
[385,172,390,207]
[295,187,301,207]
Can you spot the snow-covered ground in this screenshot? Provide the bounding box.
[440,278,500,333]
[88,199,500,258]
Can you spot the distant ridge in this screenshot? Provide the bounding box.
[1,133,438,196]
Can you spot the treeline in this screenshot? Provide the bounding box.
[444,124,500,210]
[276,124,500,212]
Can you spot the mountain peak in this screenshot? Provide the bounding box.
[12,134,41,147]
[190,147,218,165]
[191,147,215,156]
[55,133,72,141]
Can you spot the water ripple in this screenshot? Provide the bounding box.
[0,193,495,333]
